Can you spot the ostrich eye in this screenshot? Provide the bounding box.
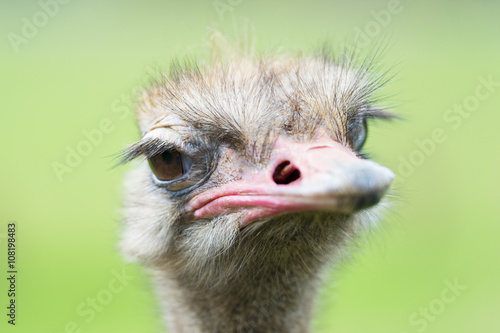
[148,150,192,181]
[353,118,368,151]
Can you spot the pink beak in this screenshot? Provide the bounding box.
[189,134,394,227]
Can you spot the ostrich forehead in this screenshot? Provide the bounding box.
[136,56,383,148]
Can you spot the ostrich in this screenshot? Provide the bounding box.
[119,45,395,332]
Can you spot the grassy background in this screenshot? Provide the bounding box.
[1,0,499,332]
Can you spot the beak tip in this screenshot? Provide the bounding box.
[350,163,394,212]
[353,191,385,211]
[383,167,395,186]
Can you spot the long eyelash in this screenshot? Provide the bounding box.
[364,106,399,120]
[357,152,370,159]
[117,138,177,165]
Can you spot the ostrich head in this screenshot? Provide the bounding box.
[119,47,395,332]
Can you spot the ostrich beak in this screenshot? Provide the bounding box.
[189,135,394,227]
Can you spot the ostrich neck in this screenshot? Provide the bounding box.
[152,216,347,333]
[154,264,321,333]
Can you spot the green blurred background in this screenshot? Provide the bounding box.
[1,0,499,332]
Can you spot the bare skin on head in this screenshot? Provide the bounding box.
[120,48,395,332]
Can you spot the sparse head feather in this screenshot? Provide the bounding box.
[134,45,393,150]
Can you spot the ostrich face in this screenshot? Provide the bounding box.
[120,55,394,280]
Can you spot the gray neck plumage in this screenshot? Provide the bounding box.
[153,215,350,333]
[155,268,319,332]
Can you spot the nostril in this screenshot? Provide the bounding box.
[273,161,301,185]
